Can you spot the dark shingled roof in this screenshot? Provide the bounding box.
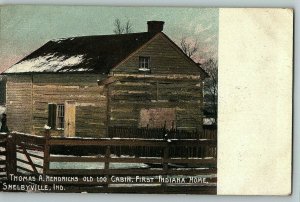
[4,32,157,74]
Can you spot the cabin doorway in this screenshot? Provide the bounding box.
[64,100,76,137]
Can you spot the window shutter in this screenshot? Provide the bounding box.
[48,104,57,129]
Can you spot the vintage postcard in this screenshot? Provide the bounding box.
[0,6,293,195]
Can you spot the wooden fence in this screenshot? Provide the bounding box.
[108,126,217,140]
[0,130,217,194]
[0,133,6,179]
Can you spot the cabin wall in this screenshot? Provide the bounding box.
[108,77,203,132]
[6,75,33,133]
[75,104,107,137]
[32,74,107,137]
[113,34,202,75]
[110,34,204,132]
[6,74,108,137]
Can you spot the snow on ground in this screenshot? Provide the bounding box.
[13,149,217,189]
[16,149,214,175]
[17,150,150,174]
[203,118,216,125]
[5,54,90,73]
[0,106,5,115]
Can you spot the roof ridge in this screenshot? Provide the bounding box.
[50,32,152,42]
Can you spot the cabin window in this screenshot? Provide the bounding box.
[139,56,150,71]
[57,104,65,129]
[47,103,64,130]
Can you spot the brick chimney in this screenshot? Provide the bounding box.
[147,21,164,33]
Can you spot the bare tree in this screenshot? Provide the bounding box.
[201,58,218,125]
[180,37,199,58]
[124,20,133,34]
[113,18,133,34]
[180,36,218,125]
[113,19,124,34]
[118,21,217,124]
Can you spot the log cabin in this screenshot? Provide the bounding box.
[2,21,208,137]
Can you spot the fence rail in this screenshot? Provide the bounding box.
[108,126,217,140]
[1,129,217,194]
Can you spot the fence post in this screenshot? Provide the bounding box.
[104,145,111,188]
[163,144,169,171]
[162,142,169,190]
[43,130,50,175]
[6,132,16,178]
[104,145,110,170]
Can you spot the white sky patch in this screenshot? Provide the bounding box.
[5,54,88,73]
[204,34,217,43]
[194,24,212,34]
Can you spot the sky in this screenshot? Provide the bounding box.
[0,5,218,73]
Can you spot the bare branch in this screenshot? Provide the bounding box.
[113,18,133,34]
[125,20,133,34]
[202,58,218,124]
[180,36,218,125]
[178,35,219,125]
[113,19,124,34]
[180,37,199,58]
